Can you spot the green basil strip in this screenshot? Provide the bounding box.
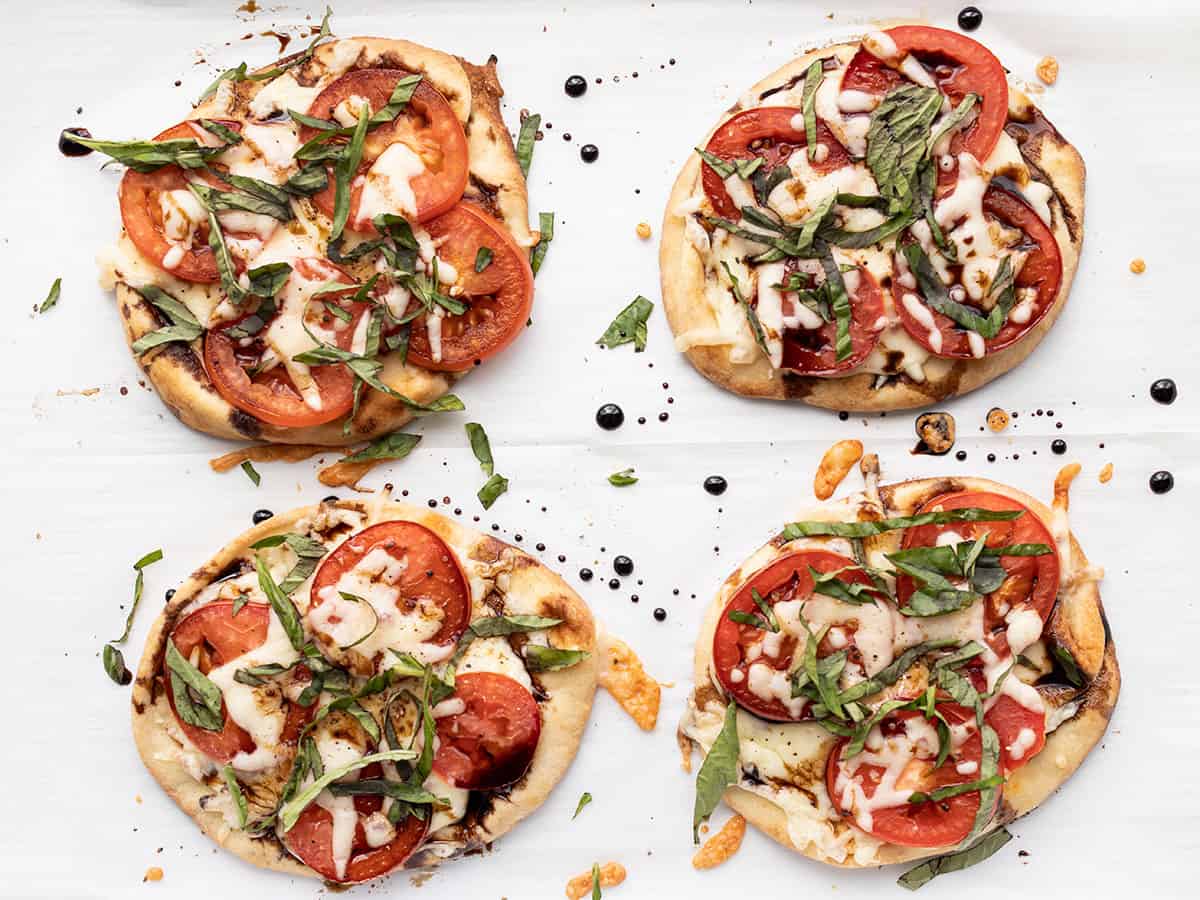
[245,262,293,299]
[728,610,773,632]
[102,644,132,685]
[809,565,885,606]
[132,322,205,355]
[166,639,224,731]
[842,698,910,758]
[111,548,164,645]
[819,207,915,249]
[838,639,958,704]
[523,645,589,672]
[187,184,246,304]
[865,84,943,214]
[927,93,979,156]
[956,723,1002,849]
[329,103,370,242]
[693,702,740,843]
[904,243,1016,339]
[815,243,853,361]
[608,467,638,486]
[239,460,261,486]
[283,162,329,195]
[897,827,1012,891]
[340,431,422,464]
[516,113,541,177]
[530,211,554,275]
[1052,644,1084,687]
[223,765,249,828]
[720,261,770,358]
[596,295,654,351]
[800,58,824,160]
[695,147,736,179]
[592,863,603,900]
[469,614,561,638]
[336,592,380,650]
[574,792,593,819]
[477,473,509,510]
[255,555,305,650]
[474,246,493,273]
[782,507,1022,540]
[39,277,61,314]
[63,135,225,172]
[936,665,983,723]
[279,749,417,831]
[369,74,423,126]
[197,62,249,103]
[198,7,333,103]
[465,422,494,476]
[933,641,986,669]
[328,779,441,804]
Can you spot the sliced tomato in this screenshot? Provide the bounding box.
[165,600,310,763]
[431,672,541,790]
[896,490,1059,656]
[779,265,885,375]
[827,704,986,848]
[283,762,429,884]
[894,186,1063,359]
[700,108,853,219]
[119,120,242,282]
[203,258,369,428]
[842,26,1008,172]
[712,550,880,722]
[985,693,1046,773]
[404,203,535,372]
[310,521,471,660]
[302,69,469,230]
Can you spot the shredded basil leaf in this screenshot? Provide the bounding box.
[477,473,509,509]
[516,113,540,177]
[279,748,416,831]
[596,295,654,351]
[897,827,1012,891]
[102,644,132,685]
[573,792,593,820]
[240,460,260,486]
[330,103,369,241]
[39,278,61,314]
[254,554,305,650]
[720,261,770,358]
[245,262,293,299]
[474,246,493,273]
[592,863,602,900]
[957,723,1002,849]
[608,467,638,486]
[692,701,739,842]
[469,614,562,638]
[465,423,494,476]
[800,58,825,160]
[166,639,224,731]
[530,211,554,275]
[223,765,249,828]
[928,93,979,156]
[340,431,422,464]
[782,507,1022,540]
[523,644,588,671]
[866,84,944,215]
[1052,644,1084,686]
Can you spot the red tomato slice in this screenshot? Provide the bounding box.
[700,108,853,219]
[431,672,541,790]
[827,705,986,848]
[712,550,880,722]
[841,26,1009,172]
[985,693,1047,773]
[894,186,1062,359]
[895,490,1059,656]
[119,120,242,283]
[165,600,310,763]
[302,69,469,230]
[779,265,885,375]
[283,763,429,884]
[404,203,536,372]
[203,258,369,428]
[310,521,471,660]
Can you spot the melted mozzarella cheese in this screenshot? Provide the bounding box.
[262,264,344,411]
[424,770,470,833]
[455,636,533,691]
[248,72,322,119]
[310,546,455,664]
[354,142,426,226]
[425,308,445,363]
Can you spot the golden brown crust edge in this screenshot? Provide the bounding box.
[114,36,535,445]
[131,500,597,881]
[659,40,1085,412]
[687,476,1118,869]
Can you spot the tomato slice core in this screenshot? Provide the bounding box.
[404,203,536,372]
[700,108,852,219]
[302,69,469,230]
[431,671,542,790]
[712,550,880,722]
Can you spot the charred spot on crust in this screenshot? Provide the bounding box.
[1005,117,1081,244]
[228,408,264,439]
[472,536,510,565]
[758,72,804,102]
[879,477,965,514]
[913,411,957,456]
[465,174,502,219]
[780,372,816,400]
[155,342,212,391]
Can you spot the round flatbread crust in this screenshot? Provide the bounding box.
[687,476,1118,868]
[114,37,537,445]
[660,35,1085,411]
[131,500,597,881]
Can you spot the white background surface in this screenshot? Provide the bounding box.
[1,0,1197,897]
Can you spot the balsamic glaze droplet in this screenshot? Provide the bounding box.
[653,607,667,622]
[608,578,620,590]
[165,589,176,601]
[580,143,599,163]
[955,450,968,461]
[322,495,339,504]
[579,568,594,582]
[986,453,996,463]
[252,509,274,524]
[957,6,983,31]
[1150,378,1178,405]
[613,555,634,576]
[564,74,587,98]
[1051,439,1068,455]
[59,126,93,156]
[1150,471,1175,494]
[595,403,624,430]
[703,475,728,496]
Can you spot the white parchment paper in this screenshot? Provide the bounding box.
[1,0,1196,896]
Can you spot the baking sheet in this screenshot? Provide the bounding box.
[2,0,1197,896]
